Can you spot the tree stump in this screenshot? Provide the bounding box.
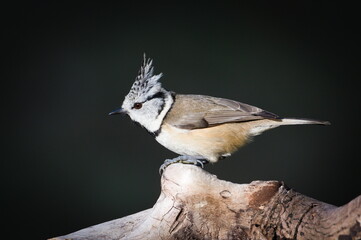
[50,164,361,240]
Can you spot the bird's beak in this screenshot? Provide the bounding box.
[108,108,127,116]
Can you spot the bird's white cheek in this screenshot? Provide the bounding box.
[128,111,160,132]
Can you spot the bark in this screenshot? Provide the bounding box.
[50,164,361,240]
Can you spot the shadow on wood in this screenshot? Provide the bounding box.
[50,163,361,240]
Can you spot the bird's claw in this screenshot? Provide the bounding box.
[159,156,208,175]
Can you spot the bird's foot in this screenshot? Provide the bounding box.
[159,156,209,175]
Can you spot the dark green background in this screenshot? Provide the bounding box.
[4,2,361,239]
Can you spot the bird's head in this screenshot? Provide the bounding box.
[109,55,174,134]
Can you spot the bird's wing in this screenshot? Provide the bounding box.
[165,95,279,130]
[204,97,279,125]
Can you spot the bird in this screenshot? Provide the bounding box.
[109,56,330,173]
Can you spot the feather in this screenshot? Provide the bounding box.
[164,94,279,130]
[126,54,163,101]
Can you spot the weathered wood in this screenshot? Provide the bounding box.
[51,163,361,240]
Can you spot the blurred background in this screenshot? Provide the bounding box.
[3,1,361,239]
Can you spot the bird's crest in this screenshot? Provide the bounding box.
[127,54,163,101]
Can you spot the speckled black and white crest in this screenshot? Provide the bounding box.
[126,55,163,101]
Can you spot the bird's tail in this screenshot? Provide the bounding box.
[248,117,330,136]
[279,118,330,126]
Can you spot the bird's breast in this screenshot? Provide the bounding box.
[155,123,250,162]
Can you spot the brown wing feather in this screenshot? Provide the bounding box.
[164,94,279,130]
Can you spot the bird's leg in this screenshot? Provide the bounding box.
[159,155,209,174]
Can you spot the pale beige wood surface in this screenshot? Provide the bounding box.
[50,164,361,240]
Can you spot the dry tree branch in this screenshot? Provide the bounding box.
[50,164,361,240]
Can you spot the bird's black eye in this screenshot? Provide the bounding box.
[133,102,142,109]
